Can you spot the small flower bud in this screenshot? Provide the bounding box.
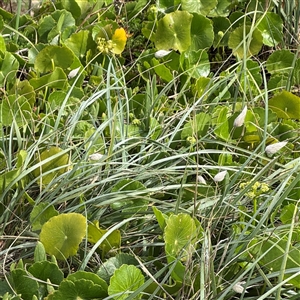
[155,50,172,58]
[233,281,248,294]
[88,153,104,161]
[68,67,80,79]
[233,106,247,127]
[214,170,227,182]
[197,175,206,185]
[265,141,287,156]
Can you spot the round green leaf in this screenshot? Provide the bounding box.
[110,179,148,213]
[51,9,76,31]
[209,0,231,17]
[97,254,139,284]
[28,261,64,285]
[229,11,251,29]
[181,50,210,78]
[157,0,181,11]
[58,0,81,19]
[250,237,300,288]
[34,45,74,73]
[268,122,298,140]
[87,221,121,256]
[47,9,76,44]
[67,271,108,292]
[155,11,193,52]
[38,15,56,41]
[0,169,19,192]
[38,10,76,42]
[149,117,162,140]
[253,107,278,127]
[151,58,173,82]
[237,59,262,92]
[267,74,289,90]
[32,146,70,186]
[64,30,95,61]
[247,0,272,12]
[269,90,300,119]
[0,51,19,87]
[228,25,263,58]
[193,76,211,98]
[257,12,283,46]
[212,106,231,140]
[266,49,295,74]
[190,13,214,50]
[181,0,217,15]
[0,95,32,127]
[39,213,87,260]
[10,80,35,107]
[30,203,59,231]
[212,16,231,47]
[280,203,299,225]
[164,213,198,258]
[9,269,39,300]
[51,279,107,299]
[108,264,144,300]
[29,67,68,90]
[152,206,168,232]
[181,112,211,140]
[293,58,300,86]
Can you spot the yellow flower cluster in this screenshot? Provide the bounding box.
[240,181,269,199]
[97,37,116,54]
[186,136,196,145]
[132,119,141,126]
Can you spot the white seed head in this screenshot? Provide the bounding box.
[265,141,288,156]
[233,105,247,127]
[155,50,172,58]
[233,281,248,294]
[197,175,206,185]
[88,153,104,161]
[213,170,227,182]
[68,67,81,79]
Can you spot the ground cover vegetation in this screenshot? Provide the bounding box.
[0,0,299,299]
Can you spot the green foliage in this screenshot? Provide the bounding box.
[39,213,87,259]
[164,213,203,282]
[110,179,149,214]
[87,221,121,257]
[108,264,144,300]
[49,271,108,299]
[9,269,39,300]
[32,147,70,186]
[228,25,263,58]
[97,254,139,283]
[249,237,300,288]
[34,45,74,73]
[0,51,19,87]
[30,204,59,231]
[0,0,300,299]
[181,0,218,15]
[269,90,300,119]
[155,11,193,52]
[257,12,283,46]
